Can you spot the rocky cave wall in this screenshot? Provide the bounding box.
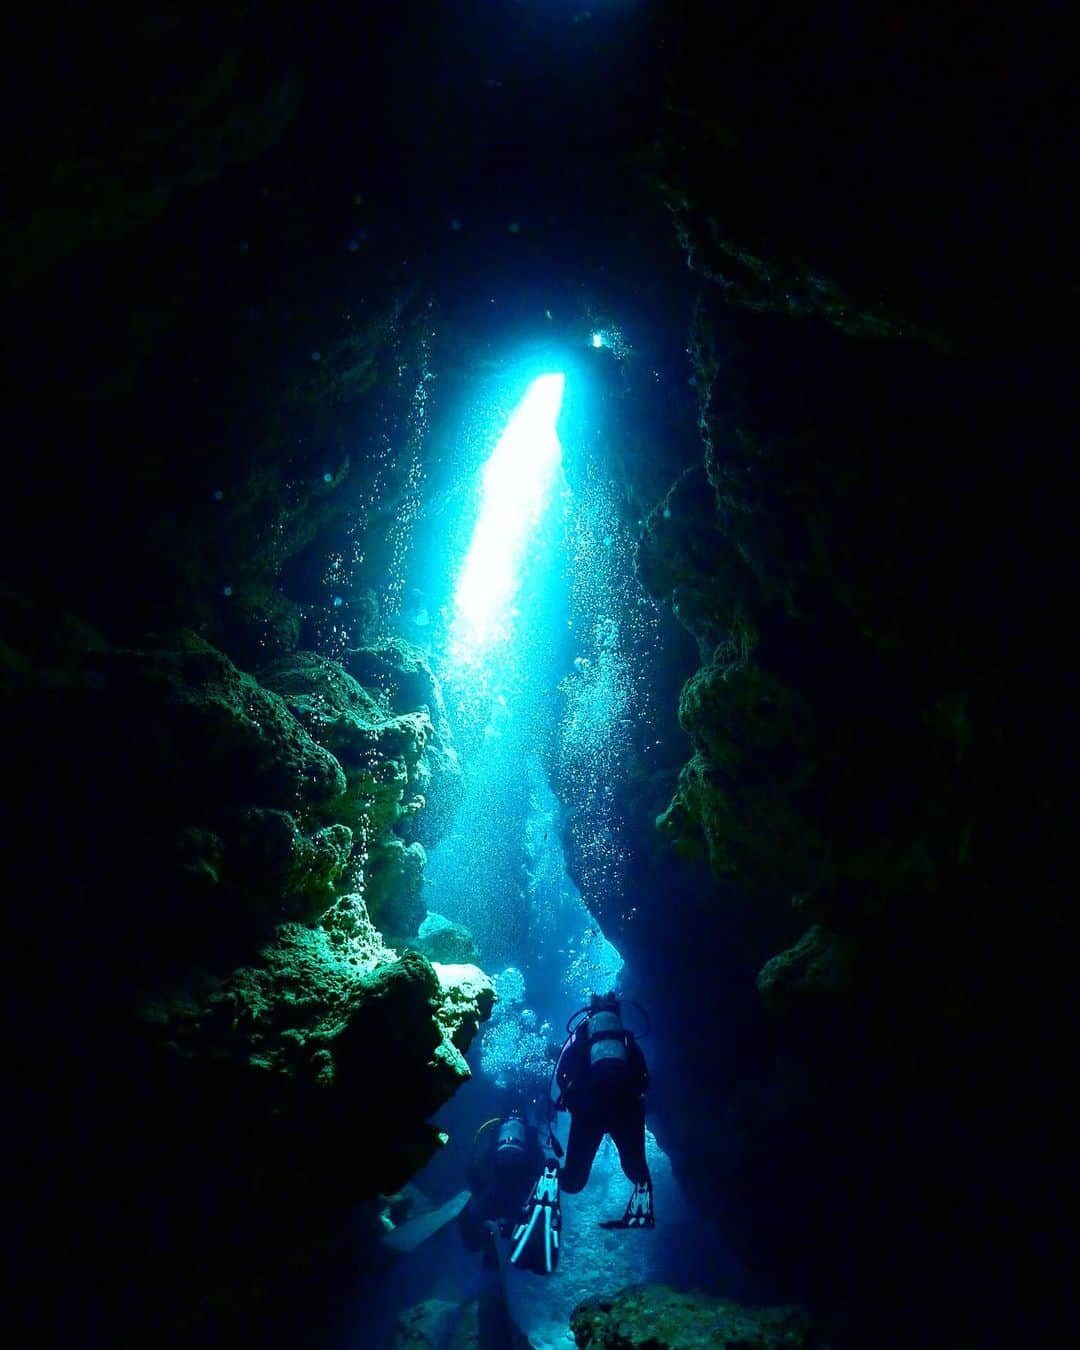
[575,170,1071,1350]
[2,14,502,1338]
[545,15,1072,1342]
[6,600,493,1344]
[4,5,1073,1347]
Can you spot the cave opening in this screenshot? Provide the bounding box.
[344,355,716,1346]
[4,2,1072,1348]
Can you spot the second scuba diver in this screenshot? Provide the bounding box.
[460,1109,545,1259]
[510,991,654,1275]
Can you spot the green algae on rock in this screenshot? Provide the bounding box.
[656,654,825,896]
[7,616,490,1343]
[158,919,492,1099]
[97,631,348,808]
[229,808,354,918]
[409,911,481,965]
[259,645,460,935]
[341,636,464,843]
[259,651,438,806]
[570,1284,818,1350]
[756,922,860,1013]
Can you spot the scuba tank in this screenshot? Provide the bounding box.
[547,995,651,1144]
[494,1115,529,1172]
[586,1005,630,1077]
[496,1116,527,1158]
[471,1114,530,1177]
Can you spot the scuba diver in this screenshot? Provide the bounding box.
[381,1108,538,1349]
[510,991,654,1275]
[381,1107,543,1259]
[459,1109,545,1256]
[459,1109,543,1349]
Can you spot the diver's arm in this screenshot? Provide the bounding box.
[554,1027,586,1107]
[629,1037,650,1094]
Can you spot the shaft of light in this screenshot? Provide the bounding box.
[452,373,565,651]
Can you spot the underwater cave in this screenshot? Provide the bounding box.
[3,3,1074,1348]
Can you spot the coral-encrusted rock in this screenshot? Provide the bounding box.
[259,648,436,815]
[229,808,354,918]
[260,648,453,934]
[220,580,304,662]
[343,637,449,732]
[630,234,1072,1342]
[392,1299,458,1349]
[128,935,493,1346]
[5,619,491,1348]
[392,1296,535,1349]
[259,648,383,729]
[756,923,859,1013]
[636,464,748,655]
[153,920,492,1113]
[410,912,480,965]
[656,654,824,895]
[570,1284,817,1349]
[94,631,347,808]
[365,834,427,939]
[342,637,463,843]
[431,961,495,1053]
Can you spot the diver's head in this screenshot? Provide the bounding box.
[589,990,620,1015]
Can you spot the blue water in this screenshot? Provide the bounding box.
[349,367,735,1348]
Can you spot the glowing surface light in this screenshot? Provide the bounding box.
[452,373,565,652]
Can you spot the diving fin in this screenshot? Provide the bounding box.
[508,1161,561,1275]
[381,1189,472,1253]
[599,1179,655,1230]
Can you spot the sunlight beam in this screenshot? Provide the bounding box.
[452,373,565,652]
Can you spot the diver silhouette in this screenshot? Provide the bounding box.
[510,992,654,1275]
[381,1108,540,1344]
[460,1109,545,1256]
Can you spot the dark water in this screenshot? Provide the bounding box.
[4,2,1072,1347]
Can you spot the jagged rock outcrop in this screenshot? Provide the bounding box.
[259,644,461,937]
[342,636,464,845]
[630,245,1071,1338]
[409,912,480,965]
[652,6,1072,358]
[151,918,492,1104]
[570,1284,817,1349]
[6,616,487,1345]
[392,1297,535,1349]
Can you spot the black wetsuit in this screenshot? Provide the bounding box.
[555,1018,651,1193]
[460,1126,544,1255]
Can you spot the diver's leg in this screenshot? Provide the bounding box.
[610,1099,650,1186]
[459,1187,498,1252]
[606,1100,655,1228]
[560,1111,604,1194]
